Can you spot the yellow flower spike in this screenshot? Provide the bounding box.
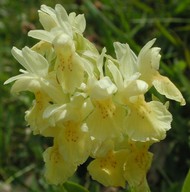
[53,34,84,93]
[43,145,77,185]
[123,142,153,192]
[57,121,92,164]
[4,3,186,190]
[125,95,172,142]
[88,150,128,187]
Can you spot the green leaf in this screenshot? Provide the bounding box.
[63,181,89,192]
[182,170,190,192]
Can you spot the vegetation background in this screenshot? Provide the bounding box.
[0,0,190,191]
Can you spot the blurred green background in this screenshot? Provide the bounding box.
[0,0,190,191]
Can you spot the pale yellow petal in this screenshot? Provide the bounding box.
[113,41,137,78]
[43,146,77,185]
[125,97,172,141]
[39,11,57,31]
[57,121,92,164]
[86,98,125,140]
[123,143,153,191]
[153,73,186,106]
[88,150,127,187]
[25,91,55,136]
[90,139,114,158]
[137,39,161,85]
[53,34,84,93]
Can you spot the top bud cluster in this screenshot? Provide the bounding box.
[5,4,185,191]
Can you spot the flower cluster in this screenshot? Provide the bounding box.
[5,4,185,191]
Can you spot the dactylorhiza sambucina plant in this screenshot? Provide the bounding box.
[4,4,186,192]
